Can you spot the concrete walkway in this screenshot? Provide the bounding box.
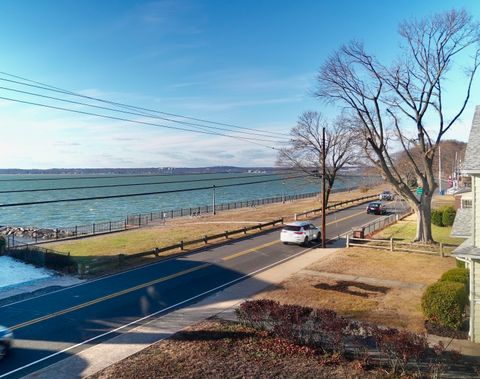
[26,248,339,379]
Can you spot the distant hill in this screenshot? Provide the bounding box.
[0,167,280,175]
[0,165,375,176]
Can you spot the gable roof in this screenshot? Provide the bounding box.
[451,208,472,238]
[463,105,480,173]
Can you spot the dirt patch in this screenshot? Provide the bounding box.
[255,247,455,332]
[314,280,390,298]
[90,318,383,379]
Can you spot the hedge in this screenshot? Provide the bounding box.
[440,268,469,291]
[456,260,466,269]
[431,209,443,227]
[441,206,456,227]
[421,281,468,330]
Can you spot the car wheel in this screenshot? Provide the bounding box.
[303,237,309,246]
[283,242,288,245]
[316,234,321,243]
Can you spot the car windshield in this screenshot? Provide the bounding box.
[369,203,380,207]
[283,225,302,231]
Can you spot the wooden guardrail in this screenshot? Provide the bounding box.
[124,218,284,261]
[294,193,380,220]
[346,236,458,257]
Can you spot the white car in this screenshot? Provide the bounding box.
[280,221,321,246]
[379,191,395,201]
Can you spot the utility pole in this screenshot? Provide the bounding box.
[321,126,326,248]
[438,145,442,195]
[212,185,216,215]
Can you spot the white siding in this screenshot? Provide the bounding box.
[474,261,480,342]
[474,176,480,246]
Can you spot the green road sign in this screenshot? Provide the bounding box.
[416,187,423,195]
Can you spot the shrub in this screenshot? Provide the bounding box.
[421,281,468,330]
[456,260,466,269]
[372,327,428,375]
[440,268,469,291]
[441,206,456,227]
[431,209,444,227]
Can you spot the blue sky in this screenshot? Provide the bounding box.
[0,0,479,168]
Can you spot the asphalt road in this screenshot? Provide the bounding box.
[0,199,407,378]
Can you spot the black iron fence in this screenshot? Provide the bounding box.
[5,183,370,247]
[2,244,75,273]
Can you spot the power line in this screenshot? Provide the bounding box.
[0,71,292,138]
[0,169,298,182]
[0,84,290,142]
[0,174,310,208]
[0,95,282,149]
[0,172,304,194]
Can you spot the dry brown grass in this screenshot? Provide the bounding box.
[308,247,456,284]
[45,185,385,258]
[256,247,456,332]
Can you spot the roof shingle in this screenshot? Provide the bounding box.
[463,105,480,173]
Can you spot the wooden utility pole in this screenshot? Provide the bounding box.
[212,185,216,215]
[322,126,326,248]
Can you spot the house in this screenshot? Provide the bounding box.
[452,105,480,342]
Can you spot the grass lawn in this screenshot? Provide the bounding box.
[374,214,465,246]
[44,186,384,262]
[256,247,456,332]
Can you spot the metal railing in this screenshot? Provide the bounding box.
[294,193,380,220]
[5,183,370,247]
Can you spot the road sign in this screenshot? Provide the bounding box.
[416,187,423,195]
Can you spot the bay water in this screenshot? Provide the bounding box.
[0,173,374,228]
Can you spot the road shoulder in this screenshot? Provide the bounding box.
[25,247,338,379]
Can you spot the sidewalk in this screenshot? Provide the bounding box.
[26,248,339,379]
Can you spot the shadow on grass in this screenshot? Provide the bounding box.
[314,280,390,298]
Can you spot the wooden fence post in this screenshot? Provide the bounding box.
[440,243,444,257]
[180,240,184,250]
[390,237,394,252]
[346,234,350,248]
[294,213,297,221]
[204,235,208,244]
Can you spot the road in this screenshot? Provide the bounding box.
[0,200,407,378]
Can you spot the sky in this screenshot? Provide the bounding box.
[0,0,479,169]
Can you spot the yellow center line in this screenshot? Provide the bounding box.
[9,204,382,331]
[221,240,279,261]
[9,263,211,331]
[222,208,370,262]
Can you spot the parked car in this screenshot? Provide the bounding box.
[0,326,13,359]
[280,221,320,246]
[366,202,387,215]
[379,190,395,201]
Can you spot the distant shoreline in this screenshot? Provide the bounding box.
[0,166,369,175]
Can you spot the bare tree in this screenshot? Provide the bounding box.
[277,111,360,205]
[316,9,480,243]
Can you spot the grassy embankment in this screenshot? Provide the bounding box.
[374,195,464,248]
[44,185,384,267]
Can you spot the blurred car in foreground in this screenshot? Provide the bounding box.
[280,221,320,246]
[0,326,13,359]
[366,202,387,215]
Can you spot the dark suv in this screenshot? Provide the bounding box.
[366,202,386,215]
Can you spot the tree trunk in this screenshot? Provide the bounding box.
[413,193,434,243]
